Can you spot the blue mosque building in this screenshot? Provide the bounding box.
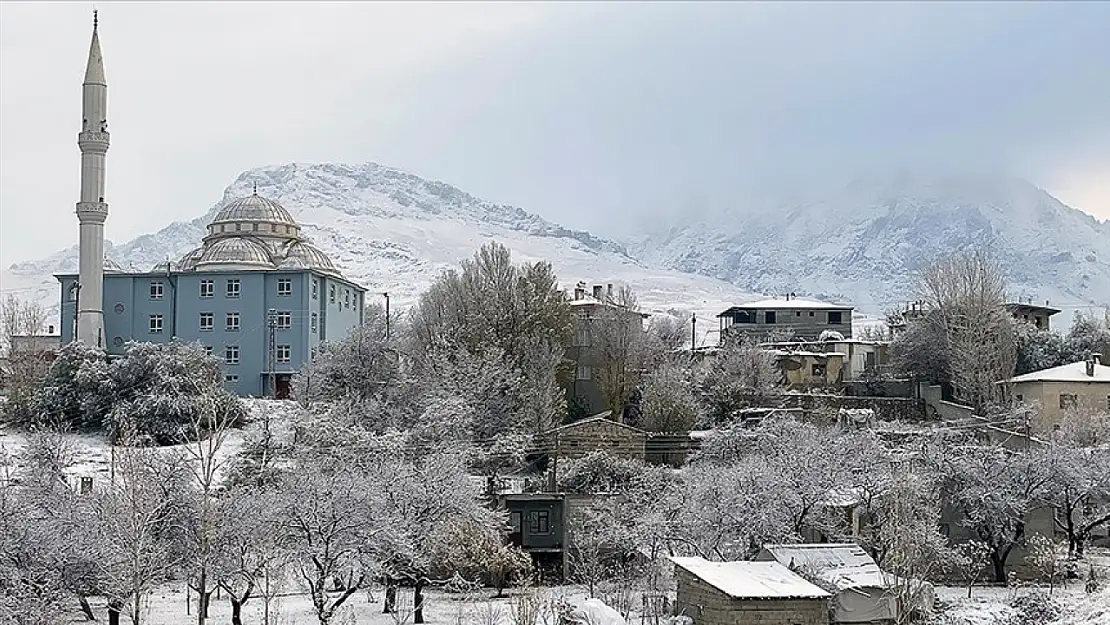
[57,15,365,397]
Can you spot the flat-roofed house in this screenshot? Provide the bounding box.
[671,556,830,625]
[718,296,854,342]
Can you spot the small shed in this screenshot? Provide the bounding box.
[671,556,830,625]
[538,413,648,461]
[755,543,934,624]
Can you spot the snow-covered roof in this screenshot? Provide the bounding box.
[1005,360,1110,384]
[756,544,893,591]
[721,298,851,313]
[542,413,648,435]
[670,557,831,599]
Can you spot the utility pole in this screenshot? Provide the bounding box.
[69,281,81,342]
[382,292,390,338]
[690,312,697,359]
[267,309,277,398]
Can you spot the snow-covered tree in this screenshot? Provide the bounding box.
[31,341,111,430]
[639,362,699,433]
[1061,310,1110,363]
[1013,321,1066,375]
[1041,440,1110,557]
[696,335,780,425]
[588,285,647,416]
[890,312,951,385]
[213,489,288,625]
[293,303,403,405]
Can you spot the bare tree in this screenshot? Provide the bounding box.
[921,250,1016,414]
[1,294,48,355]
[589,286,647,416]
[696,335,780,425]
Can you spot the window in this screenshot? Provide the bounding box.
[200,279,214,298]
[1059,394,1078,410]
[310,347,317,361]
[528,510,550,534]
[809,311,815,317]
[226,279,241,298]
[576,365,592,380]
[344,289,350,308]
[765,311,777,324]
[276,311,292,329]
[311,312,318,333]
[199,312,213,331]
[828,311,844,325]
[939,523,951,538]
[1015,394,1023,403]
[1107,395,1110,411]
[225,374,238,384]
[330,285,336,304]
[149,281,164,300]
[204,345,213,356]
[277,278,292,296]
[734,310,755,324]
[312,280,318,300]
[276,344,291,363]
[812,363,827,377]
[510,511,522,533]
[149,314,163,334]
[224,345,240,365]
[226,312,240,332]
[574,329,591,347]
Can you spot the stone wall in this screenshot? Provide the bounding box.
[735,393,927,422]
[674,568,829,625]
[544,418,648,461]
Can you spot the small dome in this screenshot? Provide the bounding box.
[212,193,297,226]
[278,241,341,277]
[195,237,276,271]
[176,246,204,272]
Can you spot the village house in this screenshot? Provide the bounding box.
[763,338,891,383]
[771,349,845,388]
[497,493,568,581]
[671,556,830,625]
[535,413,648,462]
[756,543,935,625]
[567,282,649,416]
[718,296,854,342]
[1003,301,1061,331]
[1003,354,1110,432]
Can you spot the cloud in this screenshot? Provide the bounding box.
[1,2,1107,267]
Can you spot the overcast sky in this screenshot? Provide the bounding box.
[2,1,1108,267]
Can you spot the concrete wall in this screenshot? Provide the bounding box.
[674,568,829,625]
[57,269,365,397]
[721,307,853,341]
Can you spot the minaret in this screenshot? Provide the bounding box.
[75,11,109,346]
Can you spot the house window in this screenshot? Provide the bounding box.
[812,363,827,377]
[149,314,163,334]
[271,224,278,232]
[765,311,777,324]
[734,310,755,324]
[149,281,164,300]
[528,510,550,534]
[574,329,591,347]
[344,289,350,308]
[225,374,238,384]
[1059,394,1078,410]
[329,285,336,304]
[224,345,240,365]
[510,511,522,533]
[277,278,292,296]
[200,279,214,298]
[828,311,844,325]
[311,313,318,333]
[1106,395,1110,411]
[576,365,592,380]
[1015,394,1023,403]
[226,279,241,298]
[276,344,291,363]
[795,311,801,317]
[312,280,318,300]
[276,311,292,329]
[204,345,213,356]
[809,311,815,317]
[226,312,240,332]
[310,347,317,361]
[199,312,213,331]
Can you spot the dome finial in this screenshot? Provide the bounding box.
[93,9,98,31]
[252,182,258,196]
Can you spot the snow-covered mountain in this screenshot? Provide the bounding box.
[2,162,757,343]
[629,173,1110,322]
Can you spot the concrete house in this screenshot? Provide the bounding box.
[756,543,935,624]
[1004,302,1061,331]
[1003,354,1110,432]
[671,556,830,625]
[498,493,567,580]
[567,283,649,416]
[718,296,854,342]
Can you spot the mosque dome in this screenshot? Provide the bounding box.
[206,188,300,241]
[194,237,276,272]
[277,241,342,277]
[176,246,204,272]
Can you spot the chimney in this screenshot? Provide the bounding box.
[1085,355,1098,377]
[607,283,613,297]
[574,281,585,301]
[1093,353,1103,366]
[593,285,603,300]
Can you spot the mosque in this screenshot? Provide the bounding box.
[55,14,367,398]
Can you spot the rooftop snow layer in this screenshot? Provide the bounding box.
[1006,360,1110,384]
[670,556,831,599]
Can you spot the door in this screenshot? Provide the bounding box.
[276,375,292,399]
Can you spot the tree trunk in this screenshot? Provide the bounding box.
[383,584,396,614]
[413,580,426,624]
[108,608,120,625]
[79,595,96,621]
[991,552,1008,583]
[230,600,243,625]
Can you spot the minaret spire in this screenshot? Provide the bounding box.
[75,12,110,347]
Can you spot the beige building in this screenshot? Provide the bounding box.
[671,557,830,625]
[718,296,854,342]
[764,338,890,383]
[772,349,845,388]
[1003,355,1110,432]
[566,283,648,416]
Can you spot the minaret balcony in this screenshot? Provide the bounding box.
[76,201,109,223]
[77,130,110,151]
